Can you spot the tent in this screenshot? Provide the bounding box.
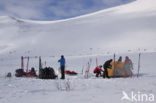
[108,61,133,77]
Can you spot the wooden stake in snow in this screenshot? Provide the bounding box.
[137,53,141,78]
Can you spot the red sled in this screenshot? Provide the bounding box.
[65,70,77,75]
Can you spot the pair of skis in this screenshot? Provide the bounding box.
[21,56,30,72]
[56,78,70,91]
[56,66,70,91]
[84,58,92,79]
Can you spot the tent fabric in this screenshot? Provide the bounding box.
[107,61,133,77]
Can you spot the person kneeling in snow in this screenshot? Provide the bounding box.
[30,67,37,77]
[93,65,103,77]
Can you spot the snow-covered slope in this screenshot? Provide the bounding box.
[0,0,156,56]
[0,0,156,103]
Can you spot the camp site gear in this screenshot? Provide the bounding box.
[39,67,57,79]
[15,69,24,77]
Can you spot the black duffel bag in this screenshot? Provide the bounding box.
[39,67,57,79]
[15,69,24,77]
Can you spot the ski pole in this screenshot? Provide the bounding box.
[96,57,98,67]
[21,56,24,69]
[26,57,29,72]
[137,53,141,78]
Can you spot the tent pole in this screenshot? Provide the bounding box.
[113,53,116,77]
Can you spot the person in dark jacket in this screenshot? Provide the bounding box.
[118,56,122,62]
[58,55,66,79]
[103,59,112,78]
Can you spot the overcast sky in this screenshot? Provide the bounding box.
[0,0,133,21]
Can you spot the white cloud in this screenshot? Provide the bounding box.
[0,0,48,19]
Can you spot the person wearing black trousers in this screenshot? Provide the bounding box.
[103,59,112,78]
[58,55,66,79]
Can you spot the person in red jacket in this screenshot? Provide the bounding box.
[93,65,103,77]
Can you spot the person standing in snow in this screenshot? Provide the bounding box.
[103,59,112,78]
[117,56,122,63]
[93,65,103,77]
[124,56,133,77]
[58,55,66,79]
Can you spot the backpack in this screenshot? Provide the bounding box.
[39,67,57,79]
[15,69,24,77]
[6,72,12,77]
